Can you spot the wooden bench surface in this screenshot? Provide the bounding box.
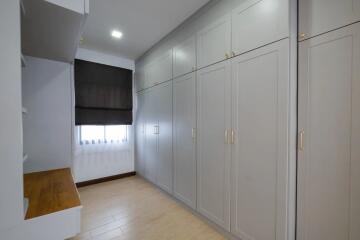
[24,168,81,220]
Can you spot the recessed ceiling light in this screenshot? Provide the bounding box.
[111,30,123,39]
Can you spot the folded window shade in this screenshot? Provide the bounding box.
[75,59,133,125]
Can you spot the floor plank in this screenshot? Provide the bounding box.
[71,176,226,240]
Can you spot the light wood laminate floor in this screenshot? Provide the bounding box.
[71,176,226,240]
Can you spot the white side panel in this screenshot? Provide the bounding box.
[298,23,360,240]
[4,208,82,240]
[299,0,360,40]
[173,73,197,209]
[197,14,231,69]
[0,0,23,232]
[173,36,197,78]
[231,39,289,240]
[197,61,231,230]
[232,0,289,55]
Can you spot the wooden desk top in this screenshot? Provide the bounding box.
[24,168,81,220]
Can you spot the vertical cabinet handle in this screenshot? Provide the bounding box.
[299,130,305,151]
[192,128,196,139]
[231,130,235,144]
[225,129,229,144]
[154,125,160,135]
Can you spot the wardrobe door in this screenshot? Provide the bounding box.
[197,14,231,69]
[299,0,360,40]
[135,92,146,177]
[231,39,289,240]
[144,89,158,184]
[173,36,196,78]
[197,61,231,230]
[232,0,289,56]
[298,23,360,240]
[155,82,173,193]
[173,73,197,209]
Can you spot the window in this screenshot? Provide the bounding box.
[79,125,128,144]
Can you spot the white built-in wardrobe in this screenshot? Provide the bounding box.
[297,1,360,240]
[135,0,360,240]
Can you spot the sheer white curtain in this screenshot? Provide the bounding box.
[73,125,134,182]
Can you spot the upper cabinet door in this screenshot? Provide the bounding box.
[231,39,289,240]
[154,50,173,85]
[173,36,197,78]
[232,0,289,56]
[197,61,231,230]
[135,68,146,92]
[173,73,197,209]
[299,0,360,40]
[155,82,173,194]
[197,14,231,69]
[297,23,360,240]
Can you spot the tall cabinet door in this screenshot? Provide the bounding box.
[299,0,360,40]
[173,73,197,209]
[298,23,360,240]
[135,92,146,177]
[144,90,158,184]
[155,82,173,194]
[231,39,289,240]
[197,14,231,69]
[197,61,231,230]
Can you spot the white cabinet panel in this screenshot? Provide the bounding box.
[173,73,197,209]
[144,90,158,184]
[197,61,231,230]
[299,0,360,40]
[173,36,196,78]
[232,0,289,55]
[155,82,173,194]
[231,39,289,240]
[135,93,146,177]
[298,23,360,240]
[148,50,173,87]
[197,14,231,69]
[135,68,146,92]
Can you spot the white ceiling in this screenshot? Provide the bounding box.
[80,0,211,60]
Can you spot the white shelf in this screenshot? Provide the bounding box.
[22,107,28,114]
[21,54,26,68]
[23,154,28,163]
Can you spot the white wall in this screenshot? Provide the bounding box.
[0,0,24,236]
[22,56,73,173]
[76,47,135,70]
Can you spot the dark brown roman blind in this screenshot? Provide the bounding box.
[75,59,133,125]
